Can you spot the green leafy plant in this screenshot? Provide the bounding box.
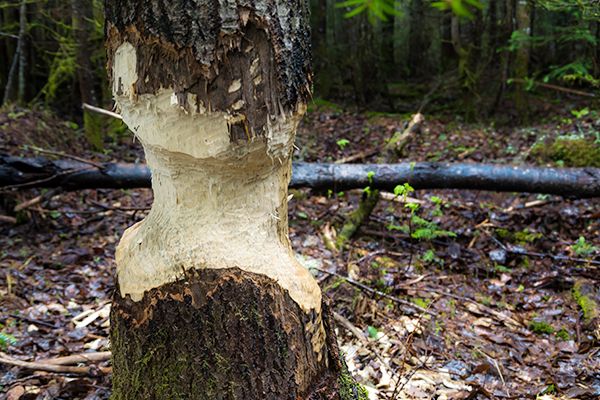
[393,183,414,199]
[336,138,350,150]
[411,297,431,309]
[0,331,17,350]
[363,171,376,195]
[367,325,380,338]
[572,236,598,257]
[410,215,456,240]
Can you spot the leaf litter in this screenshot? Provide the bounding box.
[0,104,599,399]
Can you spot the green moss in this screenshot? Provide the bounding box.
[529,320,554,335]
[572,282,599,322]
[83,110,104,150]
[514,229,542,244]
[336,189,380,249]
[411,297,431,309]
[307,97,343,113]
[338,357,369,400]
[495,228,511,239]
[531,137,600,167]
[555,328,570,341]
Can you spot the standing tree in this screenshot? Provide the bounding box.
[72,0,102,149]
[105,1,366,399]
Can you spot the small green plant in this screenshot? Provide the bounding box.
[571,107,590,119]
[430,196,444,217]
[393,182,414,198]
[411,297,431,309]
[529,320,554,335]
[0,331,17,350]
[367,325,379,339]
[336,138,350,150]
[296,211,309,220]
[555,328,570,341]
[363,171,376,196]
[366,171,375,183]
[477,295,493,307]
[538,383,557,396]
[410,215,456,240]
[422,249,436,263]
[388,184,455,242]
[572,236,598,257]
[494,264,511,273]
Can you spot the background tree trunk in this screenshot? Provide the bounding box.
[72,0,102,150]
[514,0,531,119]
[104,1,366,399]
[16,0,26,104]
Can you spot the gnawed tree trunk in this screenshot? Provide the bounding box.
[104,1,366,399]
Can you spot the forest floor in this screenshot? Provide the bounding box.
[0,101,599,399]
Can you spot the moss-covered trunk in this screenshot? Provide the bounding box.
[105,1,366,398]
[110,269,366,400]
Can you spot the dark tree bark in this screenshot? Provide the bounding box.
[103,1,366,399]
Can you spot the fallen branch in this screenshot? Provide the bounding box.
[336,189,379,249]
[82,103,123,120]
[40,351,111,365]
[0,215,17,224]
[1,156,600,197]
[312,266,436,316]
[489,236,600,266]
[510,78,597,98]
[385,112,424,156]
[0,352,109,375]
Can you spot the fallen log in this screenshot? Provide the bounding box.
[1,156,599,197]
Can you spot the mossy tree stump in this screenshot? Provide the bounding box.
[105,1,366,398]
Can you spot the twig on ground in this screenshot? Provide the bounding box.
[0,215,17,224]
[379,192,425,204]
[0,166,96,192]
[40,351,111,366]
[427,288,522,328]
[0,352,108,375]
[489,236,600,266]
[335,149,379,164]
[7,313,58,329]
[510,78,596,98]
[88,199,150,212]
[28,146,104,169]
[313,266,436,316]
[13,188,60,212]
[502,199,555,213]
[333,312,368,345]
